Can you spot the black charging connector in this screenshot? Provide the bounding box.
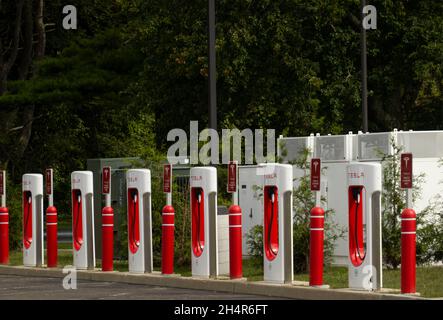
[352,187,362,203]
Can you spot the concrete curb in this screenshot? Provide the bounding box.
[0,265,425,300]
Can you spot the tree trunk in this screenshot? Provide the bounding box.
[17,0,34,80]
[35,0,46,59]
[0,0,25,94]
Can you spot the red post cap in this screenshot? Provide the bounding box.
[310,206,325,217]
[102,206,114,215]
[46,206,57,214]
[401,208,416,219]
[162,205,175,214]
[228,205,242,214]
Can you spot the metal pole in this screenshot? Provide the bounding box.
[232,191,238,206]
[208,0,217,131]
[315,191,321,208]
[406,189,413,209]
[48,170,53,207]
[361,0,368,133]
[166,193,172,206]
[1,170,5,207]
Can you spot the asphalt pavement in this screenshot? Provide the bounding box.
[0,274,283,300]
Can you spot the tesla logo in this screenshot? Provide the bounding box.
[348,172,365,179]
[127,176,138,183]
[191,176,202,181]
[264,173,277,179]
[313,160,319,173]
[403,156,410,169]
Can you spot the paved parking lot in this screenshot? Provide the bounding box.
[0,274,282,300]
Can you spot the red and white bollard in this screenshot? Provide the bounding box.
[101,206,114,271]
[0,206,9,264]
[161,205,175,274]
[309,206,325,286]
[229,204,242,279]
[401,208,416,294]
[46,206,58,267]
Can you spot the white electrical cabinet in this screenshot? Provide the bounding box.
[237,130,443,266]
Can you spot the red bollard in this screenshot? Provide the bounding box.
[101,206,114,271]
[401,208,416,294]
[0,207,9,264]
[161,205,175,274]
[229,204,242,279]
[309,206,325,286]
[46,206,58,267]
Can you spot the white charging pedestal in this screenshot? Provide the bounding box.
[126,169,153,274]
[22,174,44,267]
[260,163,293,284]
[71,171,96,270]
[190,167,218,278]
[347,163,382,291]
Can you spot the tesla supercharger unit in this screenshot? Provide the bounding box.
[261,163,293,284]
[71,171,96,270]
[22,174,44,267]
[190,167,218,278]
[126,169,153,274]
[347,163,382,291]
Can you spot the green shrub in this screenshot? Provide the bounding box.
[381,138,443,268]
[291,148,345,273]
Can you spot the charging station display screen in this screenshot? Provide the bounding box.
[264,186,279,261]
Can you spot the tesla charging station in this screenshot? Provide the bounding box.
[190,167,218,278]
[71,171,96,270]
[260,163,293,284]
[126,169,153,274]
[347,163,382,291]
[22,174,44,267]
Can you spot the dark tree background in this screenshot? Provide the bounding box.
[0,0,442,183]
